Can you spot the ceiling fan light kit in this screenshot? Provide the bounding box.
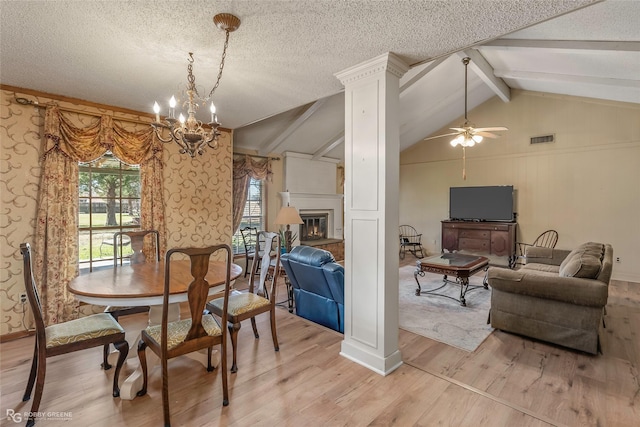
[425,56,508,179]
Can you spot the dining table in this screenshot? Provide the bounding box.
[68,259,242,400]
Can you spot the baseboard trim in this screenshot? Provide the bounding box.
[0,329,34,343]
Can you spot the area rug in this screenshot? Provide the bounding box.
[398,264,493,352]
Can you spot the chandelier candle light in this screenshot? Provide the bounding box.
[151,13,241,157]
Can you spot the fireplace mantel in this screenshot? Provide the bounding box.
[288,193,344,242]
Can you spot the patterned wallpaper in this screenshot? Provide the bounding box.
[163,132,232,252]
[0,88,232,337]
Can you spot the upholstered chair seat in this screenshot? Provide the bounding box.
[144,316,222,351]
[209,292,270,317]
[45,313,125,348]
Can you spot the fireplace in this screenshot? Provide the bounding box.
[300,213,328,241]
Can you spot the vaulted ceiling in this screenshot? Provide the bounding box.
[2,1,639,161]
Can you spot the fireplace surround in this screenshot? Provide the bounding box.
[300,213,328,241]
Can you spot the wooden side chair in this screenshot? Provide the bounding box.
[240,226,260,277]
[516,229,559,265]
[20,243,128,427]
[207,231,281,373]
[103,229,160,368]
[399,225,425,259]
[137,244,232,427]
[113,229,160,266]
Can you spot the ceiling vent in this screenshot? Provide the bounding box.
[530,134,555,145]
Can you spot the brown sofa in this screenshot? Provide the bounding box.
[487,242,613,354]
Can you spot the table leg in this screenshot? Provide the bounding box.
[459,277,469,307]
[414,268,423,296]
[286,277,294,313]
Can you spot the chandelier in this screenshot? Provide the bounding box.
[151,13,241,157]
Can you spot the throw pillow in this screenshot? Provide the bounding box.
[559,242,604,279]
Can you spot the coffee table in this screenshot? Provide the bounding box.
[414,253,489,306]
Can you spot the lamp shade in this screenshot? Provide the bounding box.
[275,206,303,225]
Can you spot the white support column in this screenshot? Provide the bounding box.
[335,52,408,375]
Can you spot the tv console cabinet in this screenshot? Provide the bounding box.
[441,220,517,268]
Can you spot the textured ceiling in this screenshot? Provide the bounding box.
[1,0,598,130]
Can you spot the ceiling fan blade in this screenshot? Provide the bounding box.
[473,126,508,132]
[423,132,460,141]
[474,131,500,138]
[449,127,466,132]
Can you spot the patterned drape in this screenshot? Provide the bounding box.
[34,105,166,324]
[232,155,272,233]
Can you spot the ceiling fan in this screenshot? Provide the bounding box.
[424,56,508,179]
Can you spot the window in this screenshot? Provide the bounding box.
[79,153,141,271]
[232,178,264,254]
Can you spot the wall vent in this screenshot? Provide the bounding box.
[530,134,555,144]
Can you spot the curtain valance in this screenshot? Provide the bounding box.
[44,106,160,165]
[232,155,273,181]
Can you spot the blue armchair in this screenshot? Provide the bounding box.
[280,246,344,333]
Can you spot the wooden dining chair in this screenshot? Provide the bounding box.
[20,243,129,427]
[113,229,160,266]
[207,231,281,373]
[137,244,232,427]
[103,229,160,368]
[240,226,259,277]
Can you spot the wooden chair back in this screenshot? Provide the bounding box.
[240,226,258,257]
[532,230,559,249]
[517,229,559,262]
[21,243,46,340]
[249,231,281,302]
[113,230,160,266]
[162,245,232,353]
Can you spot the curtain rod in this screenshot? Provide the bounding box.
[15,96,156,127]
[233,152,280,161]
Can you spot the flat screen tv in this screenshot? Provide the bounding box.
[449,185,514,222]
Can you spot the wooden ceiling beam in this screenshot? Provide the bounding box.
[258,97,328,156]
[312,131,345,160]
[400,57,447,96]
[481,39,640,52]
[459,50,511,102]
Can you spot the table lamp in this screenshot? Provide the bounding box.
[275,204,303,253]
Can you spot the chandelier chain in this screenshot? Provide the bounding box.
[208,29,231,100]
[187,53,197,94]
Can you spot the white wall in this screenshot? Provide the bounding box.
[284,151,338,194]
[400,90,640,282]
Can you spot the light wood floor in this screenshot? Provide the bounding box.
[1,263,638,426]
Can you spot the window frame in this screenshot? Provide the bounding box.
[232,177,265,255]
[78,154,141,272]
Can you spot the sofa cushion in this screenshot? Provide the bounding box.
[559,242,604,279]
[521,263,560,274]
